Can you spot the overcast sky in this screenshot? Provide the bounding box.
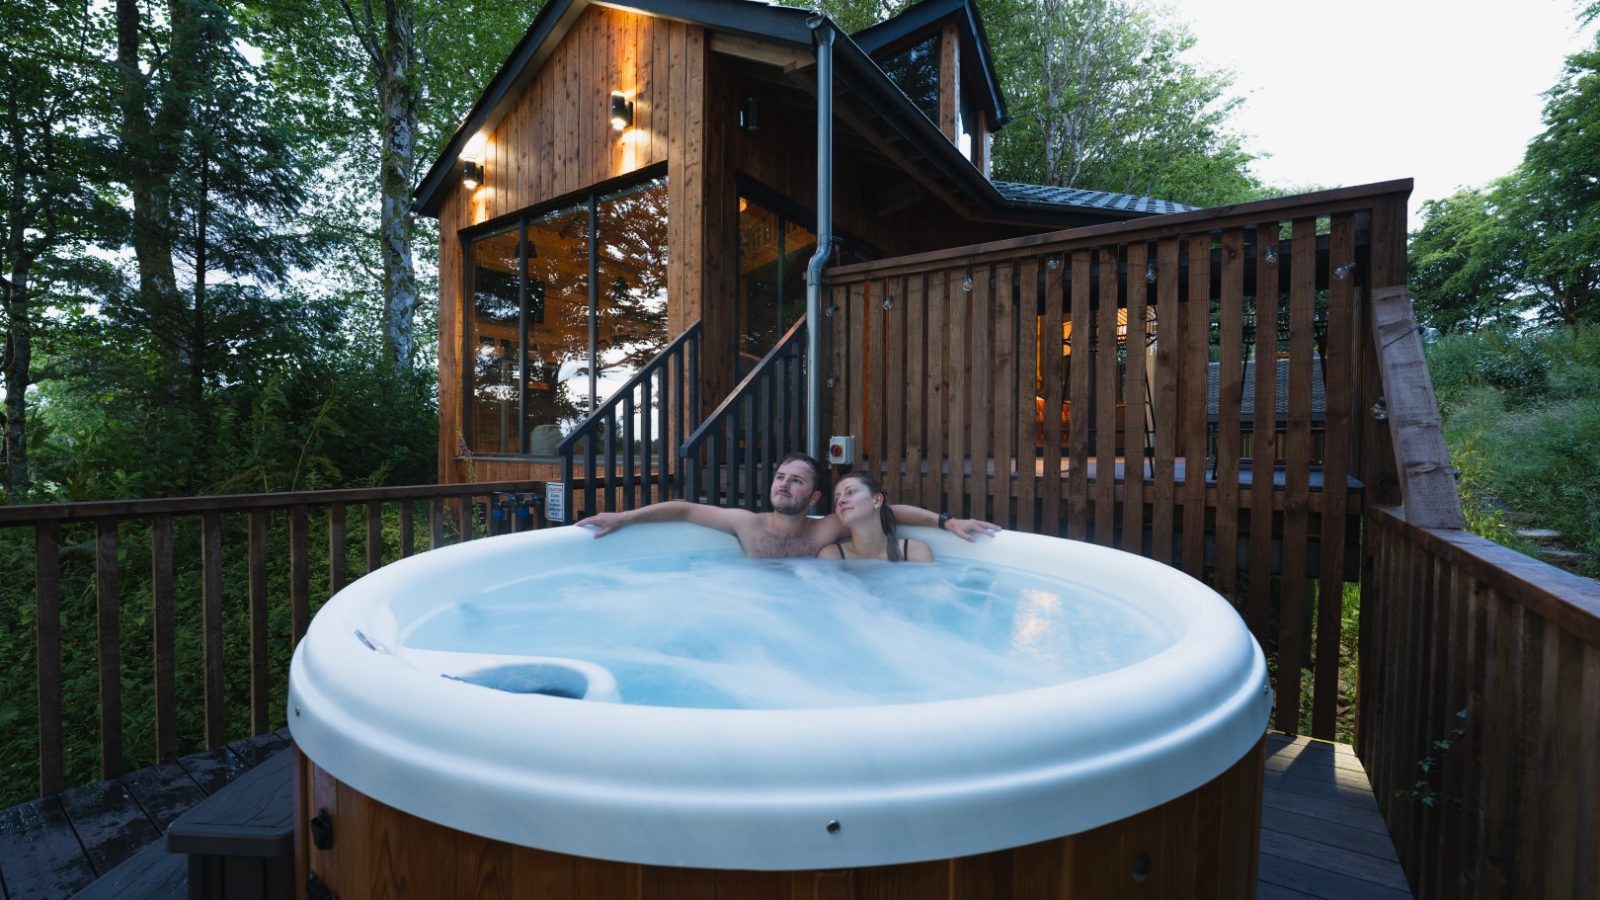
[1169,0,1596,209]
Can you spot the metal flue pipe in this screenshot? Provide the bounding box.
[803,16,835,463]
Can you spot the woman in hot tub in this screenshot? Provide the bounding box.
[818,472,934,562]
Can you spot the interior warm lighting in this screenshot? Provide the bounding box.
[461,159,483,190]
[610,91,634,131]
[1061,320,1072,356]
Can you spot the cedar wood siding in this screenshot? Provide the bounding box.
[436,6,1036,484]
[437,8,701,485]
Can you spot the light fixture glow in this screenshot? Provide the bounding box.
[461,159,483,190]
[609,91,634,131]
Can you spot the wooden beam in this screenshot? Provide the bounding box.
[1369,286,1464,529]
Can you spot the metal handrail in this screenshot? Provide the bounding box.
[680,316,808,508]
[556,321,701,519]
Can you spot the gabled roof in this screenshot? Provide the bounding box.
[412,0,1182,226]
[850,0,1008,128]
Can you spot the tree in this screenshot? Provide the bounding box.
[1408,187,1526,334]
[0,0,117,495]
[984,0,1262,207]
[1498,39,1600,327]
[245,0,530,370]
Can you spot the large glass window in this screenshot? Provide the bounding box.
[736,195,816,367]
[465,174,668,456]
[877,35,940,125]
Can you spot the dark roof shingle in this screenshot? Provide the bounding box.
[993,181,1192,217]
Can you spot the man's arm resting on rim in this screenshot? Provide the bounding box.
[889,505,1001,542]
[580,500,750,537]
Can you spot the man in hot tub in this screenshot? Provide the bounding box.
[580,452,998,558]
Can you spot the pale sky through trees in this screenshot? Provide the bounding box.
[1170,0,1595,207]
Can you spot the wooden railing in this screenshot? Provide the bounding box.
[821,181,1418,739]
[1359,505,1600,899]
[0,481,553,802]
[555,322,702,520]
[680,316,808,509]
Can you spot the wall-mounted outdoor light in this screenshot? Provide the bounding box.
[739,97,761,133]
[609,91,634,131]
[461,159,483,190]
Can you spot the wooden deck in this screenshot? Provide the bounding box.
[0,732,1409,899]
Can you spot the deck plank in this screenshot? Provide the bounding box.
[65,837,185,900]
[176,747,252,796]
[1258,852,1413,900]
[0,796,95,900]
[56,779,160,877]
[120,762,206,833]
[1261,805,1400,862]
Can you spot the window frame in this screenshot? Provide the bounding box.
[458,164,669,460]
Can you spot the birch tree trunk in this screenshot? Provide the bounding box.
[2,265,29,493]
[344,0,420,369]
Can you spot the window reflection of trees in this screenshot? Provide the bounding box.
[877,36,939,124]
[464,175,668,456]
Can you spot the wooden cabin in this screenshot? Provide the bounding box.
[413,0,1186,485]
[4,1,1598,897]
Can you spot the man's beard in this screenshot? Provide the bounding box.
[770,492,811,516]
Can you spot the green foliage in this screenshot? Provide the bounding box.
[982,0,1264,206]
[1409,187,1527,334]
[1501,39,1600,327]
[1430,326,1600,573]
[0,502,474,808]
[1398,709,1469,809]
[1410,18,1600,330]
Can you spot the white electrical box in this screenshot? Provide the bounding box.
[826,435,855,465]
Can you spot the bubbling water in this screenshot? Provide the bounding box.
[398,552,1177,709]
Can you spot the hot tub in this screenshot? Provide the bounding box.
[288,524,1269,896]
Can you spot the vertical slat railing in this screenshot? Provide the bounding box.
[95,519,120,779]
[1,480,561,803]
[1248,221,1279,648]
[1180,234,1210,578]
[905,273,928,510]
[1123,243,1148,553]
[1093,248,1118,547]
[1215,228,1246,607]
[822,181,1412,742]
[1313,213,1358,739]
[988,261,1013,528]
[1066,251,1091,541]
[1015,260,1039,533]
[248,509,270,735]
[1361,506,1600,900]
[557,321,701,519]
[1039,258,1065,533]
[925,272,948,513]
[151,515,176,764]
[680,317,807,510]
[201,511,224,749]
[35,523,62,795]
[1150,239,1180,564]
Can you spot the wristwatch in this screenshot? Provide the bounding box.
[937,512,952,530]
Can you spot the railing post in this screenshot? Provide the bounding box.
[151,515,177,764]
[248,510,269,736]
[35,522,62,796]
[95,519,121,778]
[201,510,225,749]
